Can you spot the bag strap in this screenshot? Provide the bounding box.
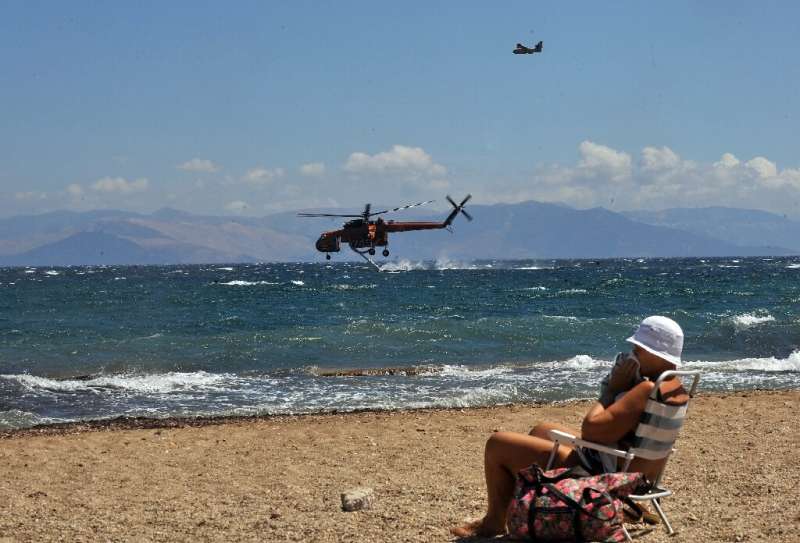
[537,465,591,483]
[541,483,618,522]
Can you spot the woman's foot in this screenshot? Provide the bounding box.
[449,517,505,538]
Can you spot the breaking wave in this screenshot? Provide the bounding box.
[4,371,231,394]
[730,312,776,329]
[218,280,278,286]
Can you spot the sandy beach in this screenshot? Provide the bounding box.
[1,390,797,542]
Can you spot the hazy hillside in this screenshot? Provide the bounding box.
[380,201,790,260]
[0,201,793,266]
[624,207,800,252]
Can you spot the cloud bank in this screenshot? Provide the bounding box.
[344,145,447,179]
[484,141,800,214]
[178,158,219,173]
[91,177,149,194]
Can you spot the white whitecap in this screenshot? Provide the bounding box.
[4,371,230,394]
[731,313,775,329]
[434,257,481,270]
[439,364,514,379]
[291,280,305,286]
[44,270,60,276]
[687,352,800,372]
[219,280,277,286]
[379,259,426,272]
[555,354,608,370]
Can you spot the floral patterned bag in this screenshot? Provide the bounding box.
[507,464,648,542]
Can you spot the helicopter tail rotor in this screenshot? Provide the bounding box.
[444,194,472,226]
[444,194,473,226]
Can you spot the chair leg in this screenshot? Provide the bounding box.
[650,498,675,535]
[621,524,633,542]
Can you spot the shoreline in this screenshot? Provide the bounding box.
[2,388,795,440]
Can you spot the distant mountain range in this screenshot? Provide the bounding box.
[0,202,796,266]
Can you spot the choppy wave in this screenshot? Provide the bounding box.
[686,351,800,372]
[379,259,427,272]
[558,288,588,295]
[332,283,377,291]
[0,410,61,430]
[1,350,798,429]
[730,312,776,329]
[3,258,800,430]
[378,258,493,272]
[5,371,230,394]
[218,280,278,286]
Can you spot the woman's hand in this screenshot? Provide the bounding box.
[607,354,641,396]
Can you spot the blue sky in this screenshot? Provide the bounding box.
[2,1,799,217]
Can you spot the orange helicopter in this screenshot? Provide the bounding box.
[298,194,472,263]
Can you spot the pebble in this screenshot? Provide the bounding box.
[341,487,374,512]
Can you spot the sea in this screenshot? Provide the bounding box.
[1,257,799,430]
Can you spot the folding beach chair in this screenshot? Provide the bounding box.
[545,370,701,540]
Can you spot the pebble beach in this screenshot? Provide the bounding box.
[1,390,797,542]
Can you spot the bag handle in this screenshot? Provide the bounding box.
[540,483,617,522]
[536,465,591,483]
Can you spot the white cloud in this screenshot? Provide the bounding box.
[344,145,447,178]
[641,146,681,172]
[745,156,778,179]
[225,200,249,212]
[577,141,632,182]
[243,167,284,186]
[299,162,326,176]
[14,191,48,201]
[178,158,219,173]
[714,153,740,169]
[66,184,83,196]
[91,177,149,193]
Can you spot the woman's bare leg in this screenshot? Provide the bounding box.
[529,421,581,441]
[450,431,579,537]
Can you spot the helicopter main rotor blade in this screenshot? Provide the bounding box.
[461,209,474,221]
[369,199,435,216]
[460,194,472,207]
[297,213,364,218]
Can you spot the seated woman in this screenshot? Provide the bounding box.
[451,316,688,538]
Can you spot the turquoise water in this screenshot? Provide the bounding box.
[1,257,799,429]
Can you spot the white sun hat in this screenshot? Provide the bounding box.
[626,316,683,367]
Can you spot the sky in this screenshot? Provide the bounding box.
[2,1,799,218]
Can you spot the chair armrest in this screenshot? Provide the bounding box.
[547,429,634,461]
